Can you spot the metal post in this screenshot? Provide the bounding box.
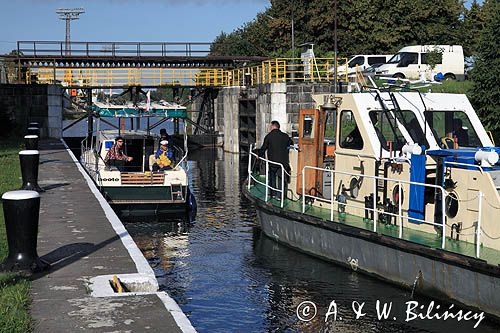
[398,182,402,238]
[281,166,284,208]
[333,0,338,93]
[476,192,483,258]
[302,167,305,213]
[247,144,252,190]
[373,178,377,232]
[441,189,446,249]
[330,170,334,221]
[265,160,269,202]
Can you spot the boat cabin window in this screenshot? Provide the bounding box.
[339,110,363,150]
[393,110,429,148]
[303,115,315,138]
[424,111,482,148]
[369,111,407,151]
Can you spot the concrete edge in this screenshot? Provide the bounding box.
[60,138,197,333]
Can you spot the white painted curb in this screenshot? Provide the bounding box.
[61,139,197,333]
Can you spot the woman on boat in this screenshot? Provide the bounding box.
[153,140,173,171]
[104,136,133,171]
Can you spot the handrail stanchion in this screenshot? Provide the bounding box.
[330,170,334,221]
[280,167,284,208]
[248,144,252,190]
[302,167,306,213]
[398,181,402,238]
[441,188,446,249]
[373,178,377,232]
[265,160,269,202]
[476,192,483,258]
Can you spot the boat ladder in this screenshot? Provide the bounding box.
[170,184,184,201]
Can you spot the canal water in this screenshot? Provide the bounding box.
[121,149,498,333]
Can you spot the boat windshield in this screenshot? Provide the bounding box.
[393,110,430,149]
[369,111,407,151]
[424,110,483,148]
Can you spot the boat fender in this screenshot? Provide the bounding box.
[188,191,197,215]
[347,256,359,271]
[337,194,347,213]
[475,150,499,167]
[402,143,422,156]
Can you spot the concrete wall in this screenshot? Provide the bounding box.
[0,84,63,138]
[215,82,337,153]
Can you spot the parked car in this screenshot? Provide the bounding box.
[364,63,385,77]
[376,45,465,80]
[330,54,393,77]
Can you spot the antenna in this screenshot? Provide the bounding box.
[56,8,85,55]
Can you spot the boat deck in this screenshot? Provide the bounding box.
[248,181,500,266]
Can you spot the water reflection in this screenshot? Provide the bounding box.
[125,149,498,333]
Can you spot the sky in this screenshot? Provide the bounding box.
[0,0,270,54]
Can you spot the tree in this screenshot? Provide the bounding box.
[461,0,485,57]
[470,0,500,137]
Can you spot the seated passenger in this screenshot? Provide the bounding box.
[152,140,173,171]
[342,127,363,149]
[104,136,133,171]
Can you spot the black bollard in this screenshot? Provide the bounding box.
[29,122,40,129]
[24,135,39,150]
[19,150,43,192]
[0,190,50,273]
[27,127,40,136]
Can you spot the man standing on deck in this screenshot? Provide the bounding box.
[259,120,293,200]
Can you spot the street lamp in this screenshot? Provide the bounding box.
[333,0,338,93]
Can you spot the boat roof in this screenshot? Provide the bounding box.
[98,129,159,141]
[92,101,188,119]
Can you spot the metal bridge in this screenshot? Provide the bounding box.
[6,41,352,88]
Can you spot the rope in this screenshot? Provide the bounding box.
[481,227,500,240]
[483,197,500,210]
[446,193,479,203]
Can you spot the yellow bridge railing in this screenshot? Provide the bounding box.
[26,57,357,88]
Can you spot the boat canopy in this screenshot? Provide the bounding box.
[92,102,188,119]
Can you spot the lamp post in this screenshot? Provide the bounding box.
[291,0,295,63]
[333,0,338,93]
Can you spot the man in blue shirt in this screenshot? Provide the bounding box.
[153,140,174,171]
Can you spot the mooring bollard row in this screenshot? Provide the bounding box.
[24,135,39,150]
[0,190,50,273]
[19,150,43,192]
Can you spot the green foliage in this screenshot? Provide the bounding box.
[0,139,31,333]
[461,0,485,57]
[210,0,466,58]
[470,0,500,134]
[426,48,444,71]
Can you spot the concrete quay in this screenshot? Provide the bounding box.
[30,140,195,332]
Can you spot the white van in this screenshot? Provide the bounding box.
[376,45,464,80]
[335,54,392,76]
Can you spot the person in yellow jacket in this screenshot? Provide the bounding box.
[153,140,173,171]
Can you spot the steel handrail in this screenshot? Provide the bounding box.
[302,165,448,249]
[248,144,285,208]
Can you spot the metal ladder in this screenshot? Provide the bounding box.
[170,184,184,201]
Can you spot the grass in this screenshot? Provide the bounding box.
[419,79,473,95]
[0,138,32,333]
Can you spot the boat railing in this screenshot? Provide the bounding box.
[248,144,286,208]
[302,166,485,257]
